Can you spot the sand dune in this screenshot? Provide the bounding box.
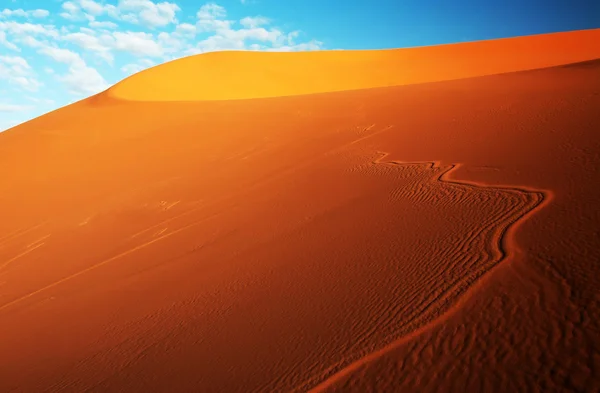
[108,29,600,101]
[1,30,599,392]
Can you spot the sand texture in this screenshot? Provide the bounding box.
[0,30,599,392]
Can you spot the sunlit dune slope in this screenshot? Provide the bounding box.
[107,29,600,101]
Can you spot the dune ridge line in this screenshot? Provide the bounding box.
[105,29,600,102]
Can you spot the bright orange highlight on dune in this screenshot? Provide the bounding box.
[108,29,600,101]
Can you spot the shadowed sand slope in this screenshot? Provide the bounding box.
[1,49,600,392]
[107,29,600,101]
[308,61,600,393]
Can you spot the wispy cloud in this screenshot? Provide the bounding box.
[189,3,322,54]
[0,8,50,19]
[0,54,42,91]
[0,103,33,113]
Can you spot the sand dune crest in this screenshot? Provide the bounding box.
[106,29,600,101]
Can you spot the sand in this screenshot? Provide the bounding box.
[109,29,600,101]
[0,30,599,392]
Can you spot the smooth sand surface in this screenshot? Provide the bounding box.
[108,29,600,101]
[0,31,599,392]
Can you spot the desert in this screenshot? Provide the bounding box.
[0,28,599,392]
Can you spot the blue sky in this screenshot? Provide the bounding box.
[1,0,598,131]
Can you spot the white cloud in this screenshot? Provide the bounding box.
[63,32,114,63]
[62,2,79,15]
[60,64,109,95]
[32,10,50,18]
[0,55,30,69]
[60,2,89,21]
[197,3,226,19]
[0,103,33,113]
[121,58,154,75]
[26,96,55,105]
[39,46,86,67]
[0,30,19,51]
[89,20,118,29]
[60,0,118,21]
[196,3,231,32]
[79,0,109,16]
[79,27,97,35]
[108,0,181,27]
[157,31,184,52]
[17,35,45,48]
[0,55,41,91]
[240,16,269,29]
[188,4,323,54]
[226,27,283,43]
[0,8,50,19]
[0,9,26,18]
[11,76,43,91]
[110,31,164,57]
[58,1,184,28]
[175,23,196,36]
[63,28,183,63]
[191,35,243,53]
[267,40,324,52]
[36,43,109,95]
[121,63,142,74]
[36,44,108,95]
[0,21,59,37]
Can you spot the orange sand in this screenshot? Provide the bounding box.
[0,30,599,392]
[109,29,600,101]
